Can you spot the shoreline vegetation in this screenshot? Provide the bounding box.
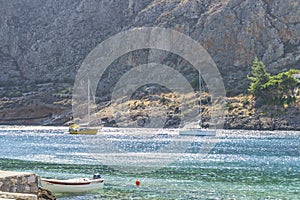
[0,59,299,131]
[0,91,299,131]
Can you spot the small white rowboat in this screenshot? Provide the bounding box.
[40,175,104,193]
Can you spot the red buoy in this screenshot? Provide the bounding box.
[135,179,140,186]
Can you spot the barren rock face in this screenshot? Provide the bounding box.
[0,0,299,95]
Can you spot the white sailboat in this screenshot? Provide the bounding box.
[69,79,98,134]
[179,73,215,136]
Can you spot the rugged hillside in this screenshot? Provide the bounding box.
[0,0,299,127]
[0,0,299,94]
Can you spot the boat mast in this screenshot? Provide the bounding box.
[198,72,202,126]
[88,78,90,127]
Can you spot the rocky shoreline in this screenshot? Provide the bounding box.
[0,89,299,131]
[223,96,300,131]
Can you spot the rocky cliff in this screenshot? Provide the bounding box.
[0,0,299,127]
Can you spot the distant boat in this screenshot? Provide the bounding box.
[69,123,98,135]
[40,174,104,193]
[179,73,216,136]
[69,79,98,135]
[179,123,215,136]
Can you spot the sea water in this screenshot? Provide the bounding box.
[0,126,299,199]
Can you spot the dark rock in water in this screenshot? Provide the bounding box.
[201,122,210,129]
[38,187,56,200]
[164,116,181,128]
[137,117,149,127]
[104,119,118,127]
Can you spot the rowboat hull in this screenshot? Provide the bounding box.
[40,178,104,193]
[179,129,216,136]
[69,124,98,135]
[69,128,98,135]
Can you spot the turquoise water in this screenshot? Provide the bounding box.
[0,126,299,199]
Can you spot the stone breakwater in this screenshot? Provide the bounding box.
[0,171,55,200]
[0,171,38,194]
[0,191,38,200]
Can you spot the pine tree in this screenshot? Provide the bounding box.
[248,57,270,99]
[248,57,299,106]
[262,70,299,105]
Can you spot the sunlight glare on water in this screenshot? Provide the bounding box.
[0,127,299,199]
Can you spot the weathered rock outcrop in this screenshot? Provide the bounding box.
[38,187,56,200]
[0,0,299,126]
[0,0,299,93]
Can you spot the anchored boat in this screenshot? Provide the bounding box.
[179,124,215,136]
[179,73,216,136]
[69,79,98,135]
[40,174,104,193]
[69,123,98,135]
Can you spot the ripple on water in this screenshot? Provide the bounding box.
[0,127,299,199]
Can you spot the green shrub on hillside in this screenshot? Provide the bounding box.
[248,57,299,106]
[248,57,270,98]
